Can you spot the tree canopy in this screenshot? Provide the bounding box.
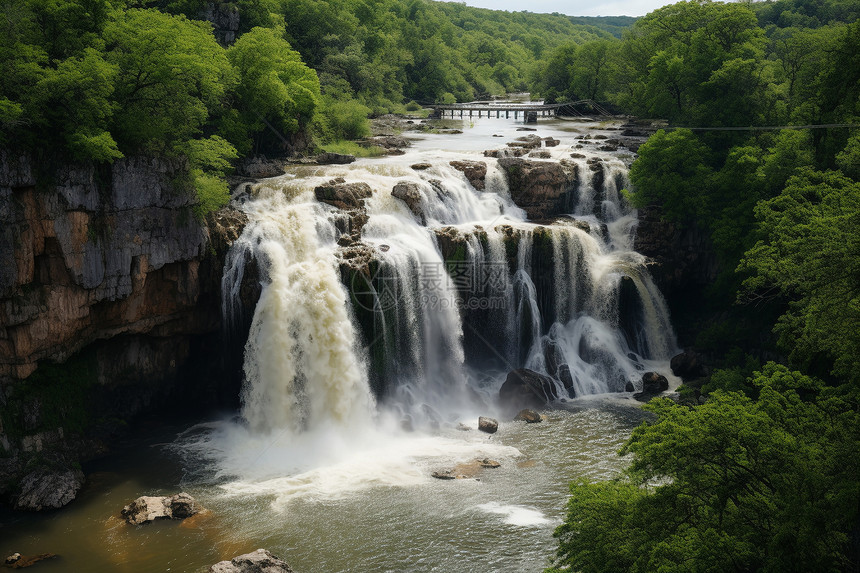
[548,365,860,573]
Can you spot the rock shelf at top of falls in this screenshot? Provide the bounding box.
[222,118,677,435]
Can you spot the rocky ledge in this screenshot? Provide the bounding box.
[0,151,250,511]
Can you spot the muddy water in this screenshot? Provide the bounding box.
[0,401,649,572]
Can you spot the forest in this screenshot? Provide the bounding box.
[0,0,858,570]
[541,1,859,571]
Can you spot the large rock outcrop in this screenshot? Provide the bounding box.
[0,151,249,510]
[497,157,577,220]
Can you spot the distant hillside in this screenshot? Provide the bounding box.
[566,16,638,38]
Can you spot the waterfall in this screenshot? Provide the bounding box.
[221,136,677,434]
[223,185,375,434]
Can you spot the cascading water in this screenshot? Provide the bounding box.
[222,185,376,434]
[222,132,677,424]
[198,118,678,514]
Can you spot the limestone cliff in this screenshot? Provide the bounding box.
[0,151,248,510]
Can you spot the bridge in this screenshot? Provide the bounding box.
[430,100,611,121]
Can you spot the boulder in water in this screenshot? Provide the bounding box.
[449,160,487,190]
[316,152,356,165]
[499,368,559,411]
[391,181,423,216]
[543,137,560,147]
[497,158,577,220]
[209,549,294,573]
[632,372,670,401]
[514,409,542,423]
[670,349,707,381]
[478,416,498,434]
[314,179,372,210]
[14,468,84,511]
[411,162,432,170]
[625,381,635,392]
[121,493,204,525]
[508,134,542,149]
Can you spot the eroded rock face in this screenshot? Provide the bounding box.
[209,549,294,573]
[0,151,248,510]
[449,160,487,190]
[497,158,577,220]
[203,2,240,45]
[121,493,203,525]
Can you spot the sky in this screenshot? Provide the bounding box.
[456,0,674,17]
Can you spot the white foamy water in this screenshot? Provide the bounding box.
[477,502,552,527]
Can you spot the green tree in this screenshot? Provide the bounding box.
[739,168,860,383]
[103,8,232,154]
[628,129,714,223]
[548,363,860,573]
[225,26,320,154]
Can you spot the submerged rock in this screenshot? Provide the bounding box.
[514,409,542,423]
[14,468,84,511]
[528,150,552,159]
[478,416,498,434]
[4,553,57,569]
[209,549,294,573]
[433,458,501,480]
[121,493,204,525]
